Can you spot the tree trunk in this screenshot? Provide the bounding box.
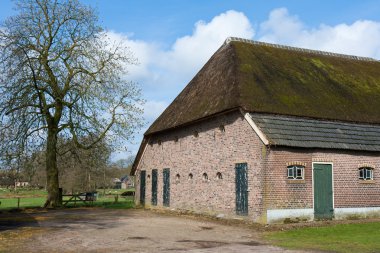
[44,126,61,207]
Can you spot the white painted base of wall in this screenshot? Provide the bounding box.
[267,208,314,223]
[335,207,380,219]
[267,207,380,223]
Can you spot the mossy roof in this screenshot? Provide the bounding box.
[146,38,380,135]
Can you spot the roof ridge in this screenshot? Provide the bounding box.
[225,37,378,62]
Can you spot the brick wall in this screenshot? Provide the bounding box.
[264,148,380,210]
[135,110,380,223]
[135,110,267,221]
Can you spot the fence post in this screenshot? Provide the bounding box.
[17,197,20,208]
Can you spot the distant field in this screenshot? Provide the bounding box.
[0,188,47,198]
[0,188,134,210]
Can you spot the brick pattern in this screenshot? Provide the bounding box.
[136,111,380,222]
[264,149,313,210]
[135,111,266,221]
[264,148,380,210]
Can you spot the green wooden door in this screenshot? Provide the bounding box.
[140,170,146,206]
[151,169,158,206]
[235,163,248,215]
[313,164,334,219]
[163,168,170,207]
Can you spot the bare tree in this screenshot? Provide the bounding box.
[57,137,111,192]
[0,0,143,207]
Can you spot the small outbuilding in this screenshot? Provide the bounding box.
[132,37,380,223]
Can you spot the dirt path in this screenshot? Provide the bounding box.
[0,208,311,253]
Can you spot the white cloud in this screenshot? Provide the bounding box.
[259,8,380,59]
[107,10,255,122]
[163,10,255,77]
[143,100,168,122]
[105,31,161,83]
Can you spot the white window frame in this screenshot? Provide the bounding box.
[287,165,304,180]
[359,167,374,180]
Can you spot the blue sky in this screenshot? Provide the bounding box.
[1,0,380,159]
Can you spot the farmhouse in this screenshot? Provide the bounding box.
[132,37,380,223]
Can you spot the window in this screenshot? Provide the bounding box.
[359,167,373,180]
[188,173,193,180]
[202,173,208,181]
[216,172,223,180]
[287,165,304,180]
[175,174,181,183]
[174,136,179,142]
[193,131,199,137]
[158,140,162,145]
[219,125,225,132]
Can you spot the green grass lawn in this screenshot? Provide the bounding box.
[265,222,380,253]
[0,188,135,210]
[0,197,46,209]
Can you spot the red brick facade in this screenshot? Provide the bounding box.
[135,110,380,223]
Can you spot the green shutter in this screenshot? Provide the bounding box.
[235,163,248,215]
[140,170,146,206]
[151,169,158,206]
[163,168,170,207]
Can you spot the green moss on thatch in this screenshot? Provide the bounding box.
[146,40,380,135]
[234,41,380,123]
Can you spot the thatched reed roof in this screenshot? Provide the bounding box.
[146,38,380,135]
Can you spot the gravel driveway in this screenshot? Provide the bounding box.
[0,208,311,253]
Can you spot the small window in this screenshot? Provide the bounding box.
[188,173,193,180]
[158,140,162,145]
[216,172,223,180]
[175,174,180,182]
[359,167,373,180]
[219,125,225,132]
[287,165,304,180]
[193,131,199,137]
[202,173,208,181]
[174,136,179,142]
[147,175,151,179]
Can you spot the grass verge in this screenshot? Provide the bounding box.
[0,188,135,210]
[265,222,380,253]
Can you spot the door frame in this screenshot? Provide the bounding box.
[312,162,334,218]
